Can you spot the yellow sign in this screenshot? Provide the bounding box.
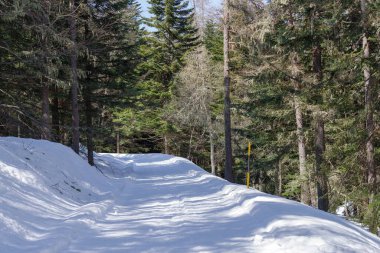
[246,172,250,188]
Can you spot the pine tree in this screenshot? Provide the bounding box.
[81,0,143,163]
[223,0,233,182]
[126,0,199,153]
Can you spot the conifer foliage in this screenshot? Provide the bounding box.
[115,0,199,154]
[141,0,199,92]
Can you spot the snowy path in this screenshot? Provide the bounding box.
[0,138,380,252]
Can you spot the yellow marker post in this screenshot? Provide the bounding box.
[247,142,251,188]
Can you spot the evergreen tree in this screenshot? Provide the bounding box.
[120,0,199,153]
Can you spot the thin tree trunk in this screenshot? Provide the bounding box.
[210,130,216,175]
[116,132,120,154]
[313,42,329,211]
[223,0,233,182]
[41,83,51,140]
[315,116,329,211]
[164,135,169,154]
[83,10,94,165]
[84,82,94,166]
[361,0,376,200]
[294,96,310,205]
[63,89,72,145]
[17,114,21,137]
[309,168,317,207]
[258,169,263,191]
[278,160,282,196]
[51,85,60,142]
[188,127,194,159]
[275,159,283,196]
[69,0,80,154]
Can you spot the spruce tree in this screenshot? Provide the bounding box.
[127,0,199,153]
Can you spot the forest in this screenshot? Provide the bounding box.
[0,0,379,234]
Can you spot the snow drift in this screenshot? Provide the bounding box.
[0,137,379,253]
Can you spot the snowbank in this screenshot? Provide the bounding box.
[0,137,379,252]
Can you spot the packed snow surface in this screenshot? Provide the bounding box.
[1,137,379,253]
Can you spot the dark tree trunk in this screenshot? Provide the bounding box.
[84,83,94,166]
[17,114,21,137]
[41,83,51,140]
[361,0,376,200]
[51,85,60,142]
[210,131,216,175]
[223,0,233,182]
[69,0,80,154]
[315,117,329,211]
[313,43,329,211]
[83,8,94,166]
[313,45,323,81]
[116,132,120,154]
[276,159,283,196]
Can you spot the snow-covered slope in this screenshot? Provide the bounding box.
[0,137,379,253]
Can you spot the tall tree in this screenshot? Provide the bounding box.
[361,0,376,202]
[223,0,233,182]
[129,0,198,153]
[82,0,142,163]
[69,0,80,154]
[310,2,329,211]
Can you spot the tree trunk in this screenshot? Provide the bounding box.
[188,127,194,159]
[294,96,310,205]
[84,82,94,166]
[276,159,283,196]
[361,0,375,200]
[210,131,216,175]
[223,0,233,182]
[258,169,263,191]
[51,85,60,142]
[69,0,80,154]
[41,83,51,140]
[313,42,329,211]
[164,135,169,154]
[116,131,120,154]
[17,114,21,137]
[315,116,329,211]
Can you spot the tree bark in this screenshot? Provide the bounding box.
[17,114,21,137]
[84,82,94,166]
[116,131,120,154]
[294,96,310,205]
[164,135,169,154]
[276,159,283,196]
[187,127,194,159]
[69,0,80,154]
[315,116,329,211]
[41,83,51,140]
[312,41,329,211]
[361,0,376,200]
[51,85,60,142]
[210,130,216,175]
[223,0,233,182]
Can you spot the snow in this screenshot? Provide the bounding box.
[0,137,379,253]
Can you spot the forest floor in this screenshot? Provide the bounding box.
[0,137,379,253]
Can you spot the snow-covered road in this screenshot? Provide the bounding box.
[1,137,379,252]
